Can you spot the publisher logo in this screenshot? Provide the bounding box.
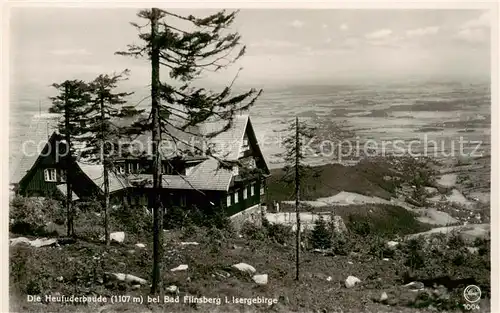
[464,285,481,303]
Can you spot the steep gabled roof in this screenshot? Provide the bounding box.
[10,114,61,184]
[77,162,130,193]
[14,112,268,194]
[200,115,249,160]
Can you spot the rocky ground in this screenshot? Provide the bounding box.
[9,155,491,313]
[9,224,490,313]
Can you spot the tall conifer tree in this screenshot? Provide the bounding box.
[49,80,92,237]
[117,8,262,293]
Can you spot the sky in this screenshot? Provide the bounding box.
[9,8,492,96]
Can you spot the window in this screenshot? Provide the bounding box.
[127,163,134,174]
[116,163,125,174]
[162,163,173,175]
[139,194,148,206]
[250,183,255,196]
[180,194,187,207]
[226,194,231,207]
[243,187,248,200]
[58,169,66,182]
[234,190,239,203]
[260,182,265,195]
[44,168,57,182]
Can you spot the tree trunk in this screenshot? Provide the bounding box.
[100,95,110,246]
[64,85,74,237]
[295,116,300,281]
[150,7,164,295]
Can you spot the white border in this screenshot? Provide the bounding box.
[1,1,498,312]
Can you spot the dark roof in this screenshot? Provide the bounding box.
[14,113,269,193]
[125,158,232,191]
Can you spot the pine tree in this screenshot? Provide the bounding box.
[310,216,332,250]
[117,8,262,294]
[48,80,92,237]
[80,70,135,246]
[274,117,318,281]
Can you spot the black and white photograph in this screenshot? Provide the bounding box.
[6,3,497,313]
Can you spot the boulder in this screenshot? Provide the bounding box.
[386,241,399,249]
[232,263,256,275]
[170,264,188,272]
[380,292,388,303]
[180,242,199,246]
[404,281,424,291]
[110,232,125,243]
[10,237,31,246]
[252,274,268,285]
[424,187,438,195]
[105,272,147,285]
[30,238,58,248]
[345,276,361,288]
[467,247,479,254]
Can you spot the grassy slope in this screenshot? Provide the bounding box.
[10,225,490,313]
[267,159,399,202]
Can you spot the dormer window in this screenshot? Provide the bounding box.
[116,163,125,174]
[127,163,134,174]
[162,162,174,175]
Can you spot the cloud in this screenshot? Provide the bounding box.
[454,28,489,44]
[462,12,490,29]
[364,29,402,47]
[49,48,91,56]
[322,23,328,29]
[340,23,348,31]
[365,29,393,39]
[406,26,439,37]
[249,39,300,49]
[290,20,304,28]
[454,11,491,44]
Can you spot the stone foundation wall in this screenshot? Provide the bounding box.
[230,204,265,232]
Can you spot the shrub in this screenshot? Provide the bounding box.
[164,205,234,233]
[402,238,425,270]
[266,222,293,245]
[10,196,65,236]
[110,204,152,241]
[348,216,372,236]
[241,221,267,241]
[331,234,350,255]
[164,206,191,229]
[310,217,331,250]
